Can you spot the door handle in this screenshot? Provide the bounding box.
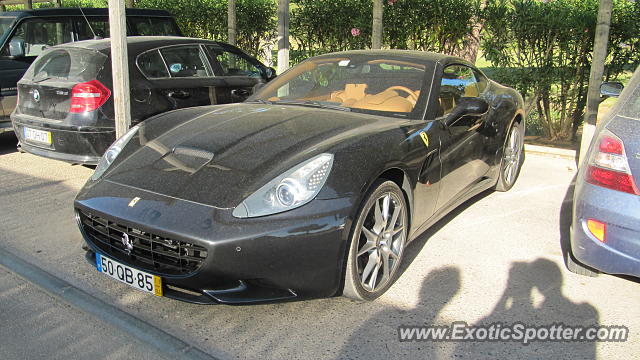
[167,90,190,99]
[231,89,250,97]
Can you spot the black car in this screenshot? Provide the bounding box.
[11,36,275,164]
[74,50,525,304]
[0,8,182,134]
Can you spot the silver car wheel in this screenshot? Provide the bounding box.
[355,192,407,292]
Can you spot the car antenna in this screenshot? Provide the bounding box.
[78,7,101,40]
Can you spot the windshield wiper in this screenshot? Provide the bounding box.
[272,100,351,112]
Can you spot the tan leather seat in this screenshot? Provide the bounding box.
[351,90,414,113]
[331,84,368,106]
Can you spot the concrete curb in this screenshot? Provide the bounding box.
[524,144,577,160]
[0,247,220,360]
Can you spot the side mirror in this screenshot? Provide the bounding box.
[264,67,276,81]
[9,38,25,58]
[600,82,623,98]
[443,97,489,127]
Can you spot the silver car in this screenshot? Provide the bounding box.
[569,66,640,277]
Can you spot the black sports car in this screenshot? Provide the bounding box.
[74,50,525,304]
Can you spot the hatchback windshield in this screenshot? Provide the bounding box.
[251,56,427,118]
[24,47,107,83]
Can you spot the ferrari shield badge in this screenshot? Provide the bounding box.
[419,131,429,148]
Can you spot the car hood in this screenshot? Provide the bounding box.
[103,103,400,208]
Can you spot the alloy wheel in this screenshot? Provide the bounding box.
[354,192,407,292]
[502,126,522,187]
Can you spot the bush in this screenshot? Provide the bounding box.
[482,0,638,141]
[136,0,276,57]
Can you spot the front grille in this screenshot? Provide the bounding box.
[78,210,208,276]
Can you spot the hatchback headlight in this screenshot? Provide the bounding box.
[232,153,334,218]
[91,125,139,181]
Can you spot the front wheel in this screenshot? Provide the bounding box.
[343,180,409,301]
[495,121,524,192]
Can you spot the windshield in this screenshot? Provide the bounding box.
[23,47,107,83]
[250,56,428,118]
[0,16,15,38]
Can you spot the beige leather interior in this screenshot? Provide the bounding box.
[330,84,368,106]
[329,84,417,113]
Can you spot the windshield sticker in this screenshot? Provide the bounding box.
[338,60,350,67]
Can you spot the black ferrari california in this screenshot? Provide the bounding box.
[74,50,525,304]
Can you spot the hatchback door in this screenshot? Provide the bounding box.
[137,45,218,110]
[205,44,268,103]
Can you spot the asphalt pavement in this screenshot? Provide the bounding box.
[0,131,638,359]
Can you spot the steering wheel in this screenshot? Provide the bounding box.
[385,86,418,102]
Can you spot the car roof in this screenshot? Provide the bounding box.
[58,36,226,53]
[312,49,471,67]
[1,7,174,18]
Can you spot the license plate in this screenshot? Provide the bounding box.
[23,127,51,144]
[95,253,163,297]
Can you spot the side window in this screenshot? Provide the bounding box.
[1,18,73,57]
[474,70,489,93]
[438,65,479,116]
[159,46,212,78]
[129,17,181,36]
[75,17,110,40]
[137,50,169,78]
[210,46,262,77]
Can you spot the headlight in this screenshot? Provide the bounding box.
[91,125,139,181]
[232,153,334,218]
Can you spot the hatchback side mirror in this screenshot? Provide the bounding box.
[600,82,623,98]
[443,97,489,127]
[264,67,276,81]
[9,38,25,58]
[252,82,265,94]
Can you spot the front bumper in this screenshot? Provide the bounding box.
[75,179,354,304]
[12,114,114,164]
[571,181,640,278]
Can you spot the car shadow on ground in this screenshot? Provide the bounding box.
[337,258,600,359]
[397,189,495,279]
[0,132,18,155]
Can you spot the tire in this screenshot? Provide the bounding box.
[343,179,409,301]
[495,120,524,192]
[565,250,598,277]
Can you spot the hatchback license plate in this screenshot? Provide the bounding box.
[23,127,51,144]
[96,253,163,296]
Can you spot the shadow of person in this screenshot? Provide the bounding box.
[337,266,461,360]
[452,258,599,359]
